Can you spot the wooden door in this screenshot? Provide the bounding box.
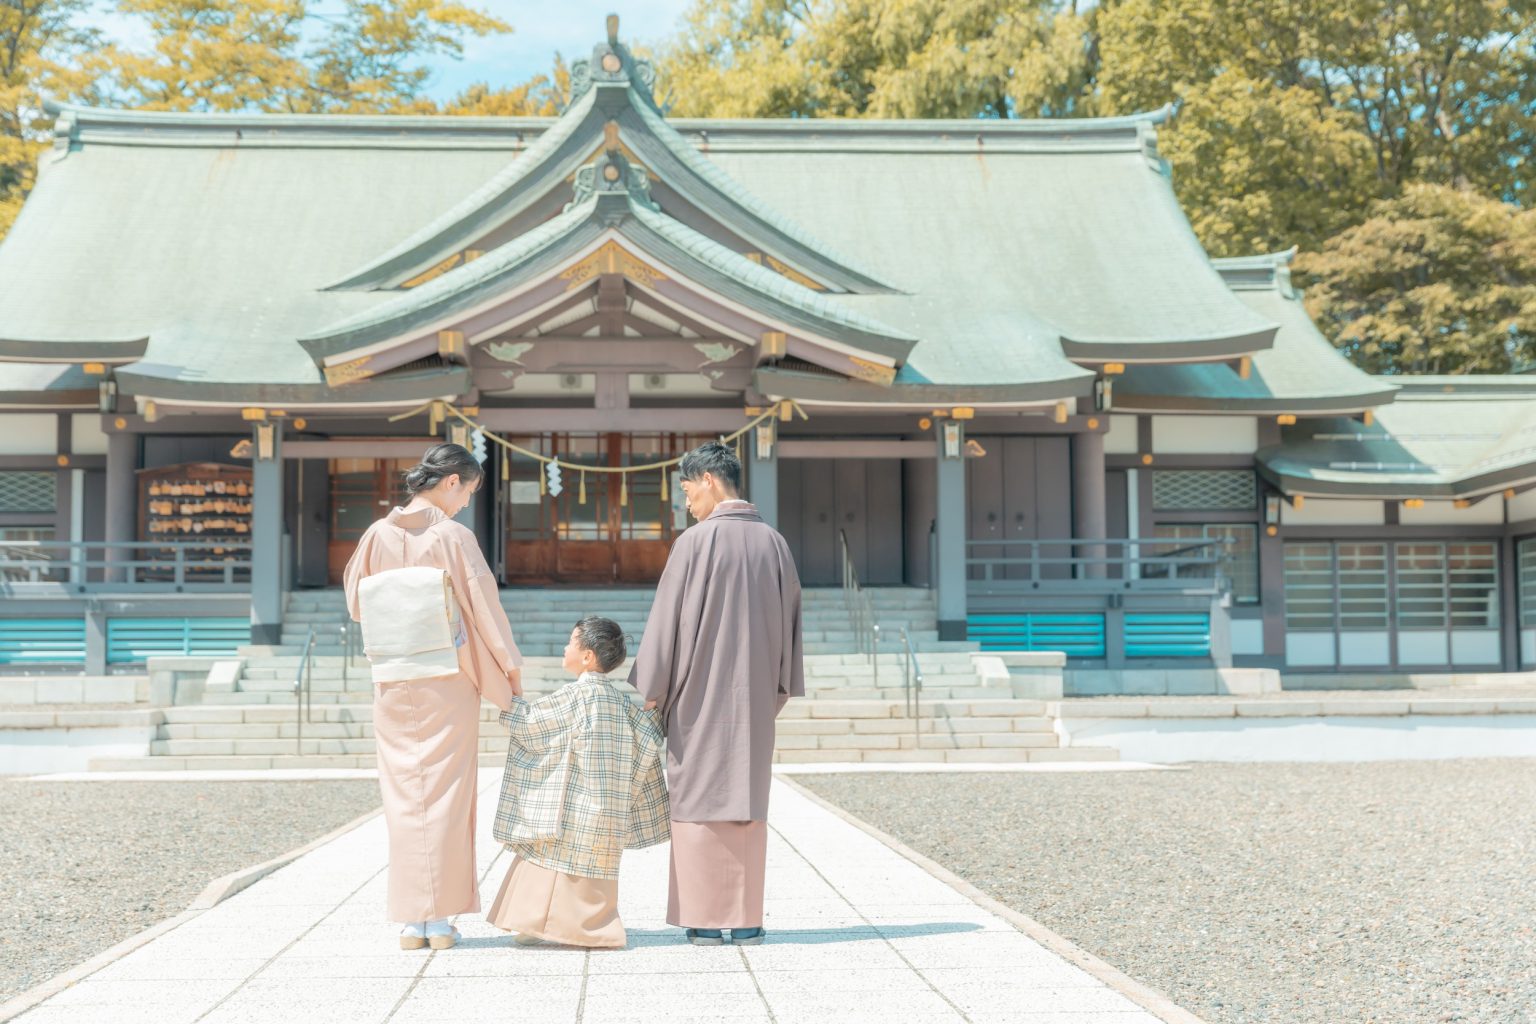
[327,458,412,584]
[966,437,1073,582]
[780,458,903,586]
[501,433,707,584]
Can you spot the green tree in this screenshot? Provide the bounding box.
[428,55,570,117]
[656,0,1096,119]
[1157,71,1379,255]
[1294,184,1536,374]
[303,0,510,113]
[1096,0,1536,206]
[0,0,98,235]
[96,0,512,113]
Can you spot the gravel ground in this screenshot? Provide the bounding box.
[800,761,1536,1024]
[0,779,382,1003]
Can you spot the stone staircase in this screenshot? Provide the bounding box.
[91,587,1119,769]
[271,586,957,659]
[89,693,1114,770]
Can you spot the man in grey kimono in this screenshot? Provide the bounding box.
[630,440,804,946]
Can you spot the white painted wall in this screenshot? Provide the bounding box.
[1285,631,1335,667]
[70,414,109,456]
[1230,618,1264,656]
[1279,498,1385,526]
[1398,499,1504,525]
[0,414,57,455]
[1508,489,1536,523]
[1104,415,1139,454]
[1150,415,1258,455]
[1062,714,1536,763]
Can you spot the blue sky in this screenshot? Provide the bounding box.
[79,2,696,101]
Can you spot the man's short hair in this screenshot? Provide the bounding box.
[678,440,742,494]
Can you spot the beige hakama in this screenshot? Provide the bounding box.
[666,821,769,928]
[487,856,625,948]
[344,503,522,924]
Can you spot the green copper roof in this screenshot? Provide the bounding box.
[303,176,915,364]
[1258,380,1536,497]
[1,81,1280,405]
[1114,250,1396,413]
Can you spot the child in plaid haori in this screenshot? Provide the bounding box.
[489,616,669,948]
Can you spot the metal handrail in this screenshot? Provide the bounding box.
[339,620,359,690]
[966,536,1231,593]
[838,530,876,663]
[894,626,924,742]
[293,625,316,753]
[0,539,253,590]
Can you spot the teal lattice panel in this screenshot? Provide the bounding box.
[1124,613,1211,658]
[107,618,250,664]
[966,613,1106,657]
[0,619,86,665]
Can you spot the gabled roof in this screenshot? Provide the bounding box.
[321,34,895,295]
[300,156,915,377]
[1113,249,1396,413]
[0,26,1301,408]
[1257,378,1536,498]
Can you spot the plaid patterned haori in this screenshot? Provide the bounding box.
[492,672,670,880]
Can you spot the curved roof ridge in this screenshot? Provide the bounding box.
[302,197,598,347]
[625,201,912,343]
[321,88,598,290]
[628,101,896,292]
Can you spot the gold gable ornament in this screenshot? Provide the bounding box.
[559,240,667,291]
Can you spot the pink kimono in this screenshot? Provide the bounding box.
[343,504,522,923]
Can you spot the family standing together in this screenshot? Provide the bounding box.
[342,439,805,950]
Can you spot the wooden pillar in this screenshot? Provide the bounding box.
[104,430,137,582]
[251,420,285,646]
[1070,430,1107,578]
[752,423,779,530]
[935,423,967,641]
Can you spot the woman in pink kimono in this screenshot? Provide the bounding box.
[343,443,523,951]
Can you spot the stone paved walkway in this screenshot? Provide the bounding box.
[13,774,1183,1024]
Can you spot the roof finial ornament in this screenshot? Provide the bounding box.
[567,149,659,215]
[565,14,661,112]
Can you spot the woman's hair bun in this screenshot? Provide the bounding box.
[403,442,483,498]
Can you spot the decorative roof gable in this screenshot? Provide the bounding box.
[324,19,896,297]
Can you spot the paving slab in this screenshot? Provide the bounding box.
[9,772,1193,1024]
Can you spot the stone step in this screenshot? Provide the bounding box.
[772,747,1119,764]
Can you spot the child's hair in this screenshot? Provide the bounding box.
[573,616,628,673]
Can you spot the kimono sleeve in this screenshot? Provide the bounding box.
[628,529,695,710]
[452,527,522,709]
[498,691,576,755]
[776,534,806,712]
[341,525,376,623]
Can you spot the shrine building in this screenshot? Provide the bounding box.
[1,22,1533,684]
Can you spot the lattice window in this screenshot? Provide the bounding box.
[0,472,55,513]
[1283,543,1336,629]
[1151,470,1256,511]
[1518,538,1536,627]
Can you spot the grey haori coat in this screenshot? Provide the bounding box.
[629,501,805,822]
